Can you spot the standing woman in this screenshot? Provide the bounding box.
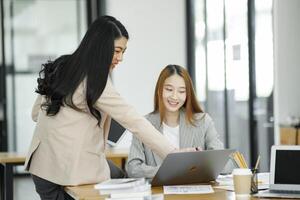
[25,16,180,200]
[126,64,224,178]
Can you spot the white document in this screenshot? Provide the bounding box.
[163,185,214,194]
[214,173,270,191]
[99,183,151,195]
[105,197,143,200]
[215,174,233,186]
[105,194,163,200]
[94,178,145,190]
[110,190,151,198]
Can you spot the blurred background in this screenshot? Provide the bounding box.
[0,0,300,199]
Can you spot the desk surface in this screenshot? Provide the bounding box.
[0,152,26,163]
[0,149,128,164]
[65,184,283,200]
[104,148,128,158]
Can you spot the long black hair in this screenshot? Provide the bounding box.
[36,16,129,125]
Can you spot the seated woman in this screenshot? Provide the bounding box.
[126,64,224,178]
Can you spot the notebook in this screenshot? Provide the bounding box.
[151,149,234,186]
[253,145,300,199]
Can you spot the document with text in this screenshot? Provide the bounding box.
[163,185,214,194]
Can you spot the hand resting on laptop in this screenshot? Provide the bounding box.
[172,147,201,153]
[126,65,224,179]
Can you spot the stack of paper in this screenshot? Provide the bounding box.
[94,178,151,200]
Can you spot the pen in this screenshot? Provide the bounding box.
[254,155,261,170]
[237,151,248,168]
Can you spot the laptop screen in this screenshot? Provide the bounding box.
[107,119,126,146]
[275,150,300,185]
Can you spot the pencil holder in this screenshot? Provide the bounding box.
[251,168,258,194]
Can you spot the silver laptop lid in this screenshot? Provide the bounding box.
[269,145,300,191]
[151,149,234,186]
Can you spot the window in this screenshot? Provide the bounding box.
[190,0,274,170]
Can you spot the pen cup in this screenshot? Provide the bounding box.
[251,169,258,194]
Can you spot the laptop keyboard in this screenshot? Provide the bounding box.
[254,190,300,199]
[271,190,300,194]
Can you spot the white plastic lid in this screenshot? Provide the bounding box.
[232,168,252,175]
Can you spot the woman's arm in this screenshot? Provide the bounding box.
[32,95,42,122]
[204,114,224,150]
[126,135,159,178]
[204,114,234,173]
[95,78,176,159]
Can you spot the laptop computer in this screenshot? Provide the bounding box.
[254,145,300,199]
[107,119,126,146]
[151,149,234,186]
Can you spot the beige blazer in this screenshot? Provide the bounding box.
[24,78,175,186]
[126,111,224,178]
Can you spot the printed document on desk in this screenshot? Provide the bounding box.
[98,183,151,195]
[214,173,269,191]
[105,194,164,200]
[95,178,151,199]
[94,178,145,190]
[163,185,214,194]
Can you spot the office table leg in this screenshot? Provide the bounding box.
[296,128,299,145]
[0,164,4,200]
[4,164,13,200]
[121,158,126,170]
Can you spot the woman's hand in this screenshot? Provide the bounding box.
[195,147,202,151]
[171,147,202,153]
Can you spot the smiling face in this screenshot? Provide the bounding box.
[162,74,187,113]
[110,36,128,69]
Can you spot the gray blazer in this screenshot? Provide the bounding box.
[126,110,224,178]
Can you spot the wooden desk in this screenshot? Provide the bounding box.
[0,149,128,200]
[0,152,26,200]
[105,148,128,169]
[66,184,283,200]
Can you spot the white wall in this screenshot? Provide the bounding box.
[273,0,300,144]
[106,0,186,115]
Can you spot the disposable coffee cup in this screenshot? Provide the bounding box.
[232,168,252,195]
